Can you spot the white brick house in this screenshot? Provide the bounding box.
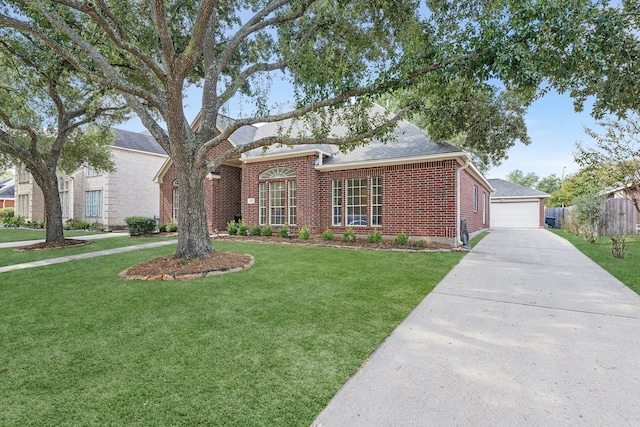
[14,128,167,230]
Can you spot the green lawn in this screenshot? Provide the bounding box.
[0,227,106,242]
[0,235,177,267]
[551,229,640,295]
[0,240,465,426]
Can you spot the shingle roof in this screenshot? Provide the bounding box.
[0,177,14,198]
[240,105,463,163]
[489,178,549,198]
[113,128,167,156]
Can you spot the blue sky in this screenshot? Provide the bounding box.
[120,85,601,182]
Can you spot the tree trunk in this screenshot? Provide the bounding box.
[32,171,65,242]
[173,154,213,259]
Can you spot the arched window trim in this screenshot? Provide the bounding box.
[259,167,296,180]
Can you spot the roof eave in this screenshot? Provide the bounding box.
[315,152,466,172]
[241,149,331,164]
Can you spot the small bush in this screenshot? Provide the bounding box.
[261,224,273,236]
[342,228,356,242]
[125,216,157,236]
[0,207,14,221]
[89,221,104,231]
[168,221,178,232]
[4,215,25,227]
[26,220,45,229]
[279,224,291,238]
[367,229,383,243]
[321,228,335,241]
[158,223,168,232]
[298,225,311,240]
[394,232,409,245]
[226,220,238,235]
[237,221,248,236]
[64,218,90,230]
[417,239,428,247]
[250,224,262,236]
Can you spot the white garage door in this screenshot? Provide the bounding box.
[491,201,540,228]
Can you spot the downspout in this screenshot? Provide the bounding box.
[455,156,471,248]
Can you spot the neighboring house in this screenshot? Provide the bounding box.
[156,107,493,246]
[14,128,168,230]
[489,178,549,228]
[0,177,15,208]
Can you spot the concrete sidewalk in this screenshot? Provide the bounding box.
[314,228,640,426]
[0,234,177,273]
[0,231,130,249]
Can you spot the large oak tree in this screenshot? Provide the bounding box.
[0,31,126,242]
[1,0,634,258]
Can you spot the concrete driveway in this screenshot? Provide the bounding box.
[314,228,640,426]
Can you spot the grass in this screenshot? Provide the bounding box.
[0,235,177,267]
[550,229,640,295]
[0,227,106,242]
[0,240,465,426]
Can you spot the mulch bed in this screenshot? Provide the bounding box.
[14,239,92,252]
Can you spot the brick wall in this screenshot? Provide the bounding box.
[459,168,491,234]
[158,140,241,232]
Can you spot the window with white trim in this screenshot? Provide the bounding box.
[172,179,179,222]
[59,177,69,218]
[332,180,343,226]
[258,183,267,225]
[269,181,285,225]
[346,178,367,226]
[86,166,101,177]
[288,181,297,225]
[371,177,382,226]
[18,166,29,183]
[473,185,478,212]
[85,190,102,217]
[258,167,297,226]
[17,194,29,216]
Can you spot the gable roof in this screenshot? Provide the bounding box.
[489,178,549,199]
[0,177,14,199]
[113,128,167,156]
[239,104,468,170]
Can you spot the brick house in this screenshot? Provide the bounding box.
[156,109,492,246]
[14,128,167,230]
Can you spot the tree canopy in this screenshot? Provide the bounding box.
[0,28,126,241]
[1,0,636,258]
[506,169,539,189]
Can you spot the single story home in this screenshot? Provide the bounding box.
[156,106,493,246]
[489,178,549,228]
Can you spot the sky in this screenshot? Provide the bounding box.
[119,84,603,183]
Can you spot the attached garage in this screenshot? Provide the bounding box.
[488,179,550,228]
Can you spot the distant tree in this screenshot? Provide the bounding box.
[575,117,640,214]
[572,191,608,243]
[0,32,125,243]
[506,169,539,188]
[537,174,562,194]
[546,170,604,208]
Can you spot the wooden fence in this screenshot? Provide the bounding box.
[545,199,639,236]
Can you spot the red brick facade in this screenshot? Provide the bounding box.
[158,146,491,245]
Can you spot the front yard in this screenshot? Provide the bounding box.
[0,238,467,425]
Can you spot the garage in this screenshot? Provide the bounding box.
[488,179,550,228]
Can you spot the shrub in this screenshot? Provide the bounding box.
[237,221,249,236]
[261,224,273,236]
[279,224,291,238]
[158,223,168,232]
[342,228,356,242]
[4,215,25,227]
[125,216,157,236]
[572,192,607,243]
[89,221,104,231]
[394,231,409,245]
[321,228,335,241]
[417,239,428,247]
[298,225,311,240]
[26,220,45,229]
[226,220,238,235]
[367,229,383,243]
[0,207,14,221]
[250,224,262,236]
[64,218,90,230]
[168,221,178,232]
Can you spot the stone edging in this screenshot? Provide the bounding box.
[119,254,254,281]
